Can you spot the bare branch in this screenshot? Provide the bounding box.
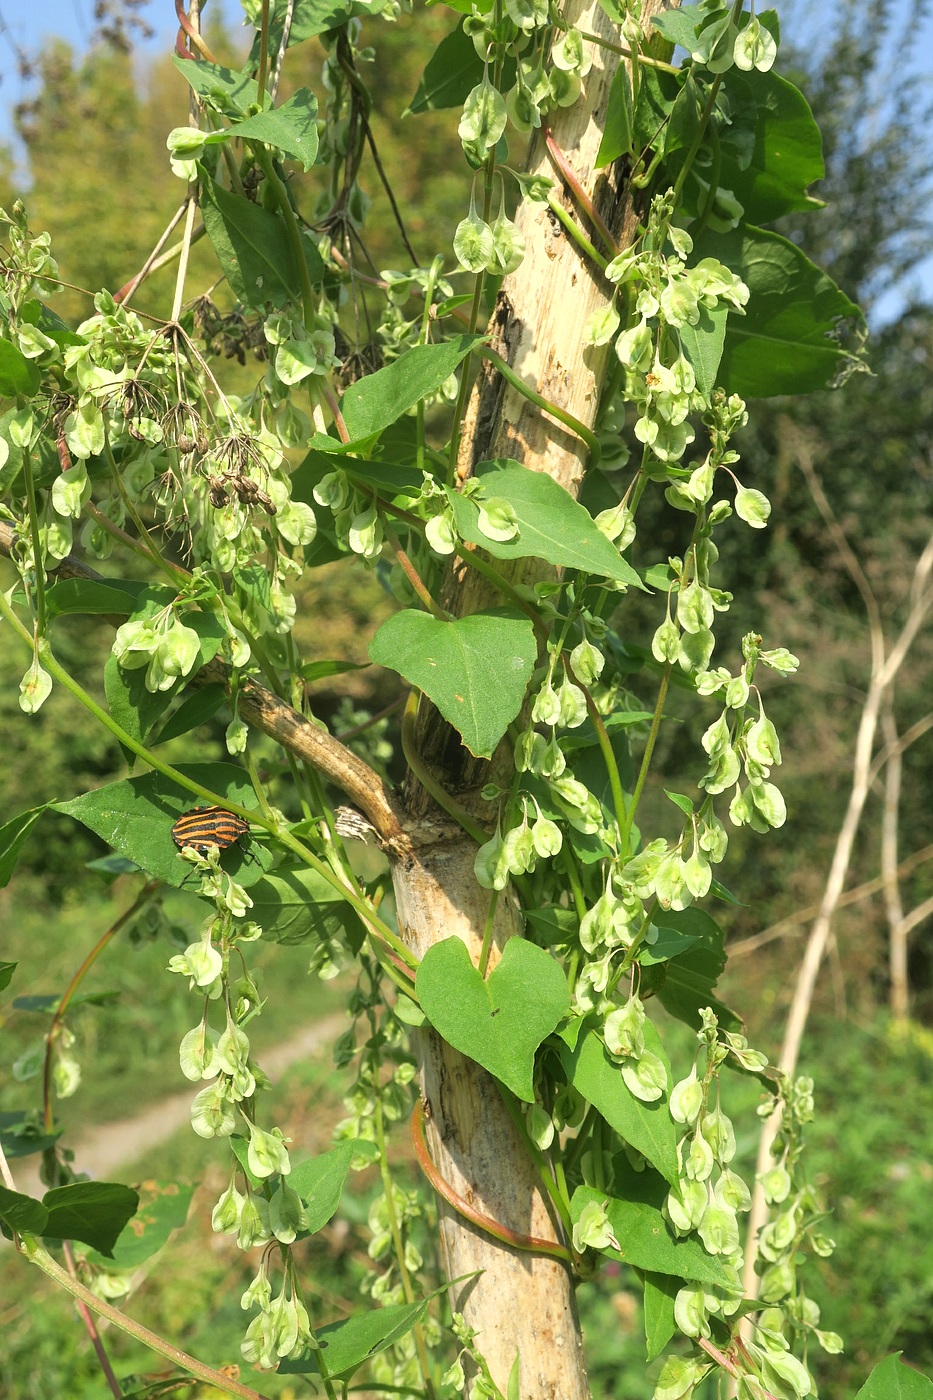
[899,892,933,939]
[881,696,908,1021]
[868,710,933,786]
[728,841,933,958]
[741,424,933,1306]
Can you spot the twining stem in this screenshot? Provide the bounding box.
[446,274,486,486]
[410,1101,573,1264]
[619,663,671,859]
[417,254,446,473]
[363,488,549,639]
[495,1084,573,1233]
[546,192,608,271]
[446,14,503,486]
[454,540,548,638]
[382,516,449,620]
[543,128,617,257]
[43,882,160,1133]
[480,346,602,467]
[374,490,548,635]
[576,30,679,73]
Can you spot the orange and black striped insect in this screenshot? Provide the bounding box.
[171,805,251,856]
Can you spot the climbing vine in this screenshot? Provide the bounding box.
[0,1,888,1398]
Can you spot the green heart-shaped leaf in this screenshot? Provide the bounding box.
[369,608,536,758]
[416,937,570,1101]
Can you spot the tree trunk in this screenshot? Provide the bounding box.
[389,3,674,1393]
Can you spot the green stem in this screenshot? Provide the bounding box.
[61,1239,122,1399]
[103,435,186,585]
[354,488,549,640]
[23,1243,272,1400]
[543,128,616,257]
[243,744,275,821]
[560,845,588,923]
[563,1106,596,1177]
[382,515,449,620]
[614,897,660,987]
[451,540,547,639]
[43,881,159,1134]
[401,692,491,846]
[417,255,445,476]
[592,1114,606,1193]
[576,31,680,73]
[446,271,486,487]
[692,125,722,242]
[446,88,501,486]
[0,588,413,967]
[375,1100,438,1400]
[619,663,671,860]
[481,346,601,467]
[85,501,176,574]
[21,445,47,636]
[546,192,608,271]
[579,683,629,838]
[253,146,315,330]
[478,889,499,979]
[410,1101,572,1264]
[671,73,724,206]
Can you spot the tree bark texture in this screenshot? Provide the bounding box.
[389,3,676,1394]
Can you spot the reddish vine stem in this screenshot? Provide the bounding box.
[543,126,618,257]
[174,0,216,62]
[381,516,450,620]
[696,1337,781,1400]
[62,1240,123,1400]
[410,1100,573,1265]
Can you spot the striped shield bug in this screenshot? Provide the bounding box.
[171,805,251,856]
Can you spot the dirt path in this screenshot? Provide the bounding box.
[13,1013,346,1198]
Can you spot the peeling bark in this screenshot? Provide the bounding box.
[388,2,675,1393]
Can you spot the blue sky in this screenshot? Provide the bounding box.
[1,0,930,318]
[0,0,244,62]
